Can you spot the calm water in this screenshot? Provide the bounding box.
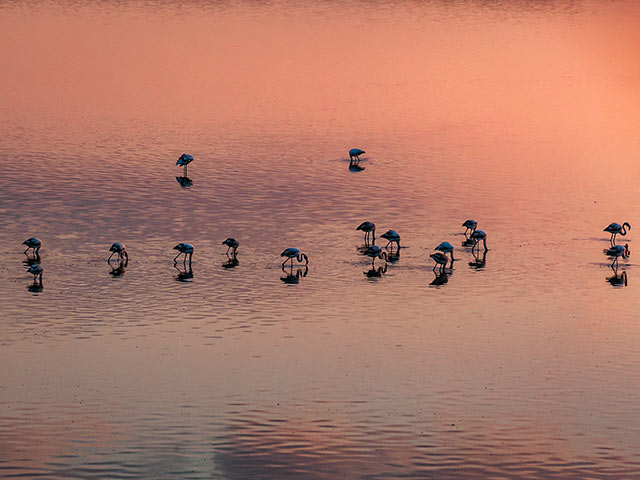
[1,0,640,478]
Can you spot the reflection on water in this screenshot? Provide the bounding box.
[176,175,193,188]
[1,0,640,478]
[606,264,628,288]
[174,263,194,282]
[280,265,308,284]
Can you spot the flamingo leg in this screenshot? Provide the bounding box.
[24,247,29,254]
[174,252,181,262]
[108,251,115,261]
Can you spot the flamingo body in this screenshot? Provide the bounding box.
[430,252,449,269]
[470,230,488,252]
[108,242,128,261]
[356,221,376,242]
[222,237,239,255]
[604,222,631,245]
[380,230,401,249]
[176,154,194,166]
[281,247,309,266]
[462,219,477,234]
[349,148,365,158]
[23,237,41,254]
[173,243,194,263]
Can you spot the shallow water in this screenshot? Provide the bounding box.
[1,0,640,478]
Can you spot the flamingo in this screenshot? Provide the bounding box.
[23,237,41,255]
[176,154,194,177]
[281,247,308,267]
[173,243,194,263]
[356,221,376,243]
[380,230,401,250]
[470,230,488,252]
[606,243,630,265]
[430,252,449,271]
[462,219,477,235]
[222,237,239,256]
[435,241,455,260]
[27,263,44,279]
[349,148,365,164]
[604,222,630,245]
[108,242,128,262]
[363,245,388,264]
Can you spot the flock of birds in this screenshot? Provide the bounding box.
[19,151,632,289]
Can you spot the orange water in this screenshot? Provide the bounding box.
[1,1,639,478]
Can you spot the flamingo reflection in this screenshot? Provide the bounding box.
[222,254,239,269]
[606,263,628,287]
[174,262,194,282]
[26,264,44,292]
[364,263,387,278]
[176,176,193,188]
[108,256,128,277]
[281,265,308,284]
[430,268,449,287]
[468,249,487,269]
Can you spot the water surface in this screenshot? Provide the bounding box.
[1,0,640,478]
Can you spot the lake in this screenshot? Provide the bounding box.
[1,0,639,478]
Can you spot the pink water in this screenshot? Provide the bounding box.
[1,1,640,478]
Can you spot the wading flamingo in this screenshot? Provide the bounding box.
[176,154,194,177]
[173,243,194,263]
[470,230,488,252]
[281,248,308,267]
[23,237,41,255]
[380,230,401,250]
[222,238,239,256]
[108,242,128,262]
[604,222,630,245]
[356,221,376,243]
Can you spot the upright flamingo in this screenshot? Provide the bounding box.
[281,248,308,267]
[356,221,376,243]
[603,222,631,245]
[23,237,41,255]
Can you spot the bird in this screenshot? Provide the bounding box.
[27,263,44,279]
[281,247,309,267]
[23,237,41,255]
[606,243,630,264]
[430,252,450,271]
[176,153,194,177]
[356,221,376,244]
[363,245,388,264]
[603,222,631,245]
[173,243,194,263]
[470,230,488,252]
[435,241,455,260]
[380,230,401,250]
[108,242,128,262]
[222,238,239,256]
[462,219,477,235]
[349,148,365,164]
